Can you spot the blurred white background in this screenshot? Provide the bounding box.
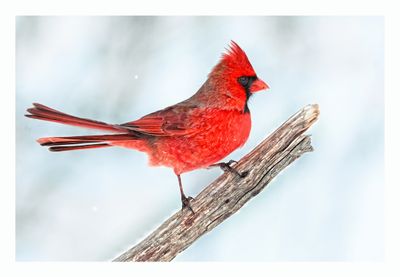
[16,16,384,261]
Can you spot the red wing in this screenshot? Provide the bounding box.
[119,105,200,137]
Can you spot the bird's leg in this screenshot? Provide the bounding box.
[177,174,194,214]
[209,159,249,178]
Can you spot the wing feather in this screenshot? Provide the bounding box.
[120,104,200,137]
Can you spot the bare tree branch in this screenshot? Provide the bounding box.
[113,104,320,262]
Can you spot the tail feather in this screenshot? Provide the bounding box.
[37,134,138,146]
[49,143,112,152]
[25,103,124,133]
[38,133,139,152]
[26,103,143,152]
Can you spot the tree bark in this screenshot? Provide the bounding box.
[113,104,320,262]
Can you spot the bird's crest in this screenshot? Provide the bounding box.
[211,41,256,77]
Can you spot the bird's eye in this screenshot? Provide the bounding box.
[238,76,249,87]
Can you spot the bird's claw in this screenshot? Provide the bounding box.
[211,160,249,178]
[181,195,195,214]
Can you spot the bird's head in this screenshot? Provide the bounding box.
[209,41,269,98]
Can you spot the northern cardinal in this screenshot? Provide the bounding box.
[26,41,269,213]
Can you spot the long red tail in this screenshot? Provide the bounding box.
[25,103,137,152]
[47,143,112,152]
[25,103,125,132]
[37,134,139,152]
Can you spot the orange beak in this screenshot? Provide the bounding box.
[250,78,269,93]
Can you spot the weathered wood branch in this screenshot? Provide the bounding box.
[113,104,320,262]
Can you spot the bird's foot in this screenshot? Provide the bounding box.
[210,159,249,178]
[181,195,195,214]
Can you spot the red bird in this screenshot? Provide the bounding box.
[26,41,269,212]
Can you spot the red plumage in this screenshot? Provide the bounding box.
[26,41,269,212]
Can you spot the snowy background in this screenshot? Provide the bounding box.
[16,16,384,261]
